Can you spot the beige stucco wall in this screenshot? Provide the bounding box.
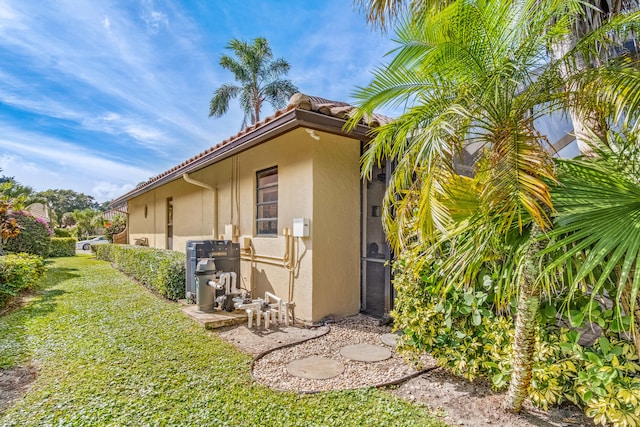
[127,127,361,322]
[310,135,361,321]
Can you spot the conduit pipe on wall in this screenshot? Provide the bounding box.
[182,173,218,239]
[239,231,299,298]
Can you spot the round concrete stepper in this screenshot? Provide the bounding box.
[286,356,345,380]
[380,333,399,347]
[340,343,392,362]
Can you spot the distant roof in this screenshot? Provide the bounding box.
[109,93,389,207]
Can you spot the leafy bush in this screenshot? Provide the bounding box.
[49,237,76,257]
[94,244,185,300]
[0,253,45,307]
[53,228,72,238]
[392,254,640,427]
[4,211,52,257]
[0,200,20,254]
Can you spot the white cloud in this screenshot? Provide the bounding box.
[92,181,135,202]
[0,154,38,174]
[0,1,16,20]
[0,124,155,202]
[0,1,216,146]
[124,125,164,143]
[0,0,399,202]
[141,0,168,35]
[102,112,121,121]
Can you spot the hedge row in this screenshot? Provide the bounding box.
[94,244,185,301]
[53,228,73,238]
[0,253,46,308]
[49,238,76,257]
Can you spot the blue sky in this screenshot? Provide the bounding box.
[0,0,395,202]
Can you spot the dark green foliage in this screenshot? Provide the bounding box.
[4,212,52,257]
[48,238,76,257]
[36,189,99,227]
[0,253,45,307]
[53,228,72,238]
[392,253,640,425]
[94,244,185,300]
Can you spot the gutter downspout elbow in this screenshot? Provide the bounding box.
[182,173,213,190]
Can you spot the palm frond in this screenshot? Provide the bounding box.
[544,141,640,301]
[209,84,240,118]
[219,54,250,83]
[264,58,291,81]
[261,79,298,110]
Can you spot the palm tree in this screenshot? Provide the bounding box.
[0,180,45,210]
[73,209,101,239]
[355,0,639,155]
[209,37,298,128]
[349,0,640,412]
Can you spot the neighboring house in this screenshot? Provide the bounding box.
[26,203,51,223]
[109,94,392,322]
[103,205,128,244]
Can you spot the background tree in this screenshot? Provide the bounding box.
[209,37,298,128]
[61,212,76,228]
[0,173,14,184]
[37,189,99,227]
[73,209,102,239]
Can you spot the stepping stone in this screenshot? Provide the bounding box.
[380,333,399,347]
[287,356,344,379]
[340,343,392,362]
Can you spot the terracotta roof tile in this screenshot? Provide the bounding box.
[123,93,390,196]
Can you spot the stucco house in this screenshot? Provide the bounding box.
[109,94,393,323]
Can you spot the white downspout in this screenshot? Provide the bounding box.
[182,173,218,239]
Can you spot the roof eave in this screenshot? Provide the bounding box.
[109,108,372,206]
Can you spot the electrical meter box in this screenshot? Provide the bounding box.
[293,218,310,237]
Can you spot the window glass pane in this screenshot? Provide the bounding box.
[257,204,277,219]
[257,169,278,187]
[257,167,277,235]
[257,186,277,204]
[257,220,278,235]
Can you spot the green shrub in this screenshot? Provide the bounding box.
[94,244,185,300]
[49,237,76,257]
[53,228,72,238]
[4,211,52,257]
[0,253,46,307]
[392,254,640,427]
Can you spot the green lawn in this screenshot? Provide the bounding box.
[0,256,448,426]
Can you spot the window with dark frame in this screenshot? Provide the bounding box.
[256,166,278,236]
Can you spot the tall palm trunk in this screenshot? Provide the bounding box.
[504,225,543,412]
